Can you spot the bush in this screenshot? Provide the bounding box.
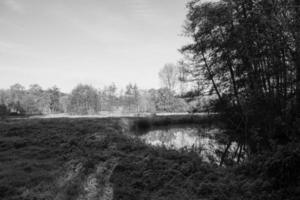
[263,144,300,187]
[0,104,8,119]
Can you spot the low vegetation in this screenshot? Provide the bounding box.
[0,117,299,200]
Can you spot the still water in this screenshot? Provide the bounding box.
[139,126,237,163]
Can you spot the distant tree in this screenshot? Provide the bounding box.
[22,95,40,115]
[150,88,189,112]
[68,84,99,115]
[124,83,139,112]
[0,84,62,115]
[8,83,25,114]
[59,95,70,113]
[9,83,25,103]
[26,84,46,114]
[100,83,118,111]
[28,84,43,96]
[138,90,156,113]
[47,86,61,113]
[132,84,140,112]
[38,93,51,114]
[159,63,179,91]
[124,83,134,112]
[177,61,189,96]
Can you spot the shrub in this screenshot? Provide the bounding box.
[0,104,8,119]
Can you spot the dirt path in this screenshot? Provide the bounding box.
[54,132,119,200]
[78,158,118,200]
[54,158,118,200]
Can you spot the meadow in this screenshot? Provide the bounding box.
[0,116,298,200]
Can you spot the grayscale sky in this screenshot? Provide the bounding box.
[0,0,189,92]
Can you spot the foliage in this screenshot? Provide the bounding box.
[150,88,190,112]
[0,83,64,115]
[0,82,191,116]
[47,86,61,113]
[68,84,99,115]
[181,0,300,152]
[159,63,179,91]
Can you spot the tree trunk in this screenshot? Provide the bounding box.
[295,0,300,120]
[220,141,232,167]
[200,51,223,102]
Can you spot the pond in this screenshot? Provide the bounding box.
[138,126,239,165]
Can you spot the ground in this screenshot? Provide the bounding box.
[0,117,299,200]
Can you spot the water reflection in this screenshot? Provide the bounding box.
[139,126,237,164]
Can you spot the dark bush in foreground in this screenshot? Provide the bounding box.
[0,104,8,119]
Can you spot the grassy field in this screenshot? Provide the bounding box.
[0,116,298,200]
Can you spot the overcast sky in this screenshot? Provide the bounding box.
[0,0,189,92]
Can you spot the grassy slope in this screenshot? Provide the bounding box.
[0,118,123,200]
[0,117,299,200]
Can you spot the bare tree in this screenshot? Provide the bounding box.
[159,63,178,91]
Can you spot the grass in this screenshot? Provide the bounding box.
[0,116,299,200]
[0,118,121,200]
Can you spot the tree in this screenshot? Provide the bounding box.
[28,84,43,96]
[100,83,118,111]
[295,0,300,119]
[27,84,47,114]
[124,83,139,112]
[150,88,189,112]
[9,83,25,103]
[59,95,70,113]
[8,83,25,114]
[137,90,156,113]
[159,63,179,91]
[47,86,61,113]
[177,61,189,96]
[181,0,298,152]
[22,94,40,115]
[68,84,99,115]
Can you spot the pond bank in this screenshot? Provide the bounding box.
[126,113,221,132]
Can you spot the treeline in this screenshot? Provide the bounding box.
[0,83,189,116]
[0,84,61,116]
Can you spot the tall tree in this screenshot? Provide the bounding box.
[295,0,300,119]
[159,63,179,91]
[182,0,297,151]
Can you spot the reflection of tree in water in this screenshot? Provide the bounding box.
[142,127,215,150]
[140,126,243,166]
[141,129,177,146]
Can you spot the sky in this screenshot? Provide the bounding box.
[0,0,189,92]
